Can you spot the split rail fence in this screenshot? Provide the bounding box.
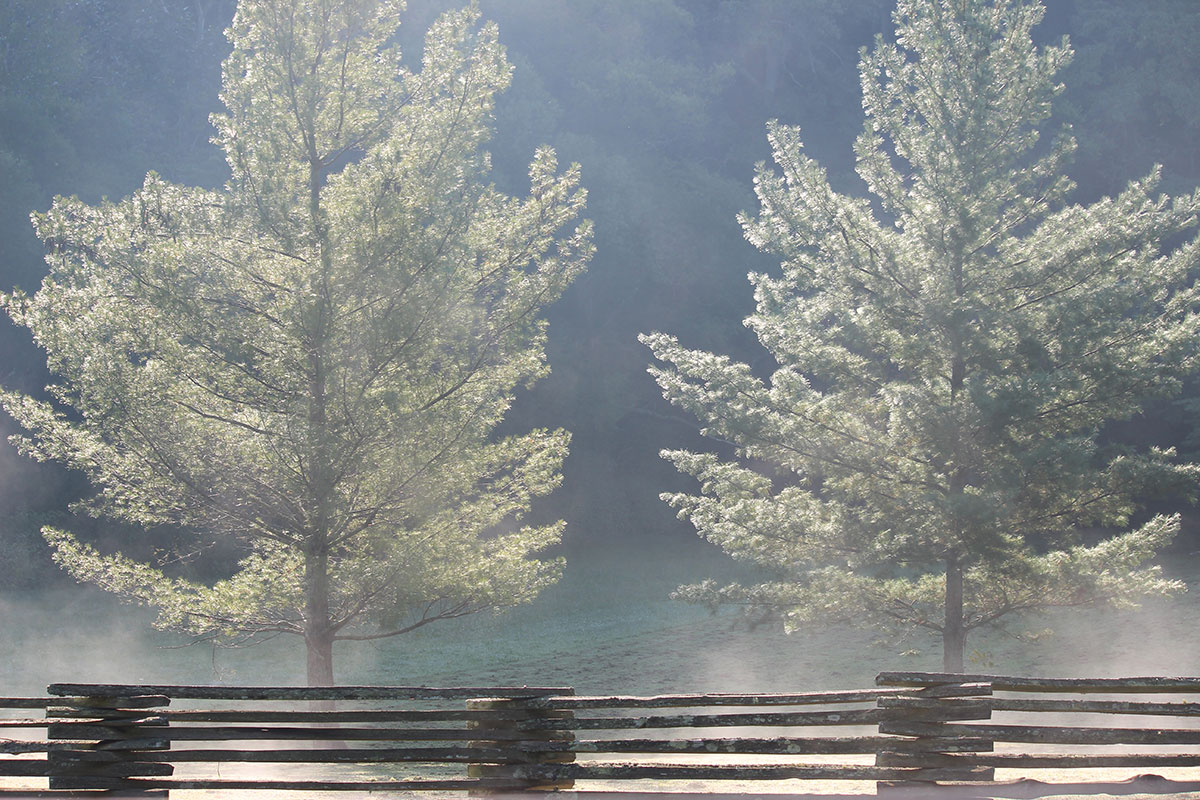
[0,674,1198,796]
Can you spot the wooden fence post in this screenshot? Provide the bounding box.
[467,692,576,793]
[46,692,171,794]
[875,681,995,796]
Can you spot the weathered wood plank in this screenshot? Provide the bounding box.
[0,791,166,798]
[915,682,993,698]
[47,684,569,701]
[877,672,1200,693]
[522,689,913,709]
[47,718,169,741]
[937,776,1200,799]
[0,698,55,709]
[47,724,567,742]
[65,746,534,764]
[878,736,994,753]
[88,737,170,751]
[62,777,528,791]
[876,698,993,722]
[879,697,991,712]
[43,778,171,792]
[1,718,114,727]
[491,762,994,782]
[526,708,882,730]
[0,738,167,754]
[156,707,554,723]
[50,763,174,780]
[46,724,164,742]
[49,716,166,726]
[881,720,1200,745]
[0,761,55,778]
[49,709,167,723]
[0,760,172,778]
[988,697,1200,716]
[566,735,887,755]
[880,751,1200,769]
[878,697,993,723]
[474,734,990,754]
[49,696,169,709]
[0,739,54,754]
[563,735,986,755]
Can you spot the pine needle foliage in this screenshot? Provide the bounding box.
[642,0,1200,672]
[1,0,592,685]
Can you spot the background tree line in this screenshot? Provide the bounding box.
[2,0,1199,595]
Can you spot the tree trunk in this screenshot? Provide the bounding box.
[304,154,336,689]
[306,630,335,687]
[305,547,335,686]
[943,554,966,673]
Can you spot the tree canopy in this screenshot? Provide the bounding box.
[643,0,1200,671]
[1,0,591,685]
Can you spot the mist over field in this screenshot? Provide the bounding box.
[5,543,1200,696]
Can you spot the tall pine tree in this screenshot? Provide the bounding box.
[643,0,1200,672]
[1,0,591,685]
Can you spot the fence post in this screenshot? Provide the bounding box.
[874,680,995,796]
[46,692,171,794]
[467,691,576,793]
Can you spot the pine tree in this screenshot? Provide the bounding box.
[642,0,1200,672]
[1,0,591,686]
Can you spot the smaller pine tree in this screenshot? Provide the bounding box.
[643,0,1200,672]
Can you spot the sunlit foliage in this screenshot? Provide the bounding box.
[644,0,1200,671]
[1,0,591,685]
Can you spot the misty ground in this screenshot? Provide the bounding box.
[4,537,1200,693]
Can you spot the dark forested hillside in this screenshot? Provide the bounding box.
[1,0,1198,591]
[0,0,236,586]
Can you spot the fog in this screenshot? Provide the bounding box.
[6,545,1200,696]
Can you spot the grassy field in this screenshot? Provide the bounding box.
[3,537,1200,692]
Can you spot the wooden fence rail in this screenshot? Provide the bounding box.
[0,676,1199,795]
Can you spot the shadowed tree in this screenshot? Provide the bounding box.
[643,0,1200,672]
[1,0,591,686]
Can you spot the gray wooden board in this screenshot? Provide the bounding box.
[522,690,912,709]
[156,708,553,722]
[47,724,568,741]
[0,739,166,754]
[0,761,171,778]
[566,736,884,755]
[987,697,1200,715]
[59,746,536,763]
[47,684,571,700]
[916,776,1200,799]
[502,762,993,781]
[55,776,528,791]
[880,751,1200,768]
[564,735,994,755]
[881,719,1200,744]
[877,672,1200,693]
[526,708,881,730]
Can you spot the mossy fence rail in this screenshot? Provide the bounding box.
[2,673,1200,796]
